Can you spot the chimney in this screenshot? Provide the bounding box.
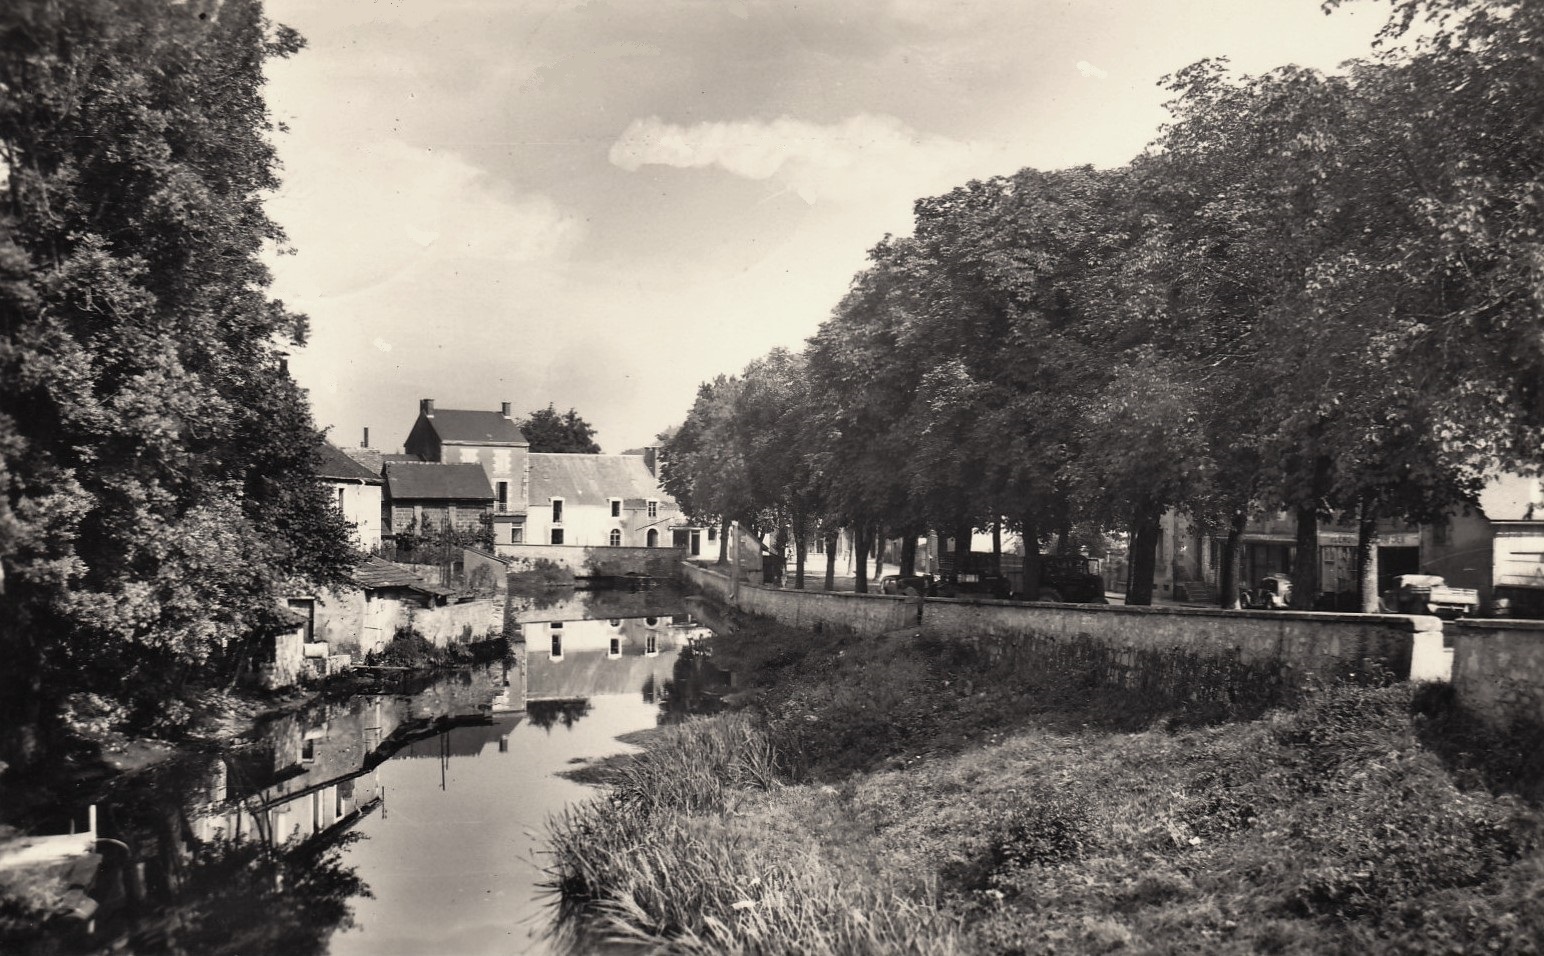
[500,401,512,418]
[362,426,370,448]
[420,398,435,418]
[643,446,659,477]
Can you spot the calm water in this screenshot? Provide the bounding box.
[44,589,721,955]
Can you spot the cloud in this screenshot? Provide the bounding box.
[268,139,584,299]
[1076,60,1109,79]
[608,113,1002,205]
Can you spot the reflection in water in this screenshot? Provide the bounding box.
[35,596,720,955]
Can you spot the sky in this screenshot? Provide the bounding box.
[261,0,1388,454]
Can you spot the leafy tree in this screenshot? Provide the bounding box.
[0,0,353,765]
[517,404,601,453]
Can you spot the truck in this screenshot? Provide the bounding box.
[1381,573,1480,618]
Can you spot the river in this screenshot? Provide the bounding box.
[30,588,716,955]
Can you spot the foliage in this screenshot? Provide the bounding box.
[0,0,354,765]
[517,403,602,453]
[652,0,1544,606]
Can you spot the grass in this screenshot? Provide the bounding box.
[545,612,1544,955]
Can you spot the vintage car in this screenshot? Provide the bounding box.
[1030,555,1109,604]
[879,573,935,596]
[1241,573,1293,610]
[1381,573,1480,618]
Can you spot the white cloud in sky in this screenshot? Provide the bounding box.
[608,113,1005,205]
[1076,60,1109,80]
[268,139,583,300]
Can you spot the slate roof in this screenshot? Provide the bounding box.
[316,442,384,484]
[384,462,494,501]
[529,453,674,509]
[425,409,527,445]
[350,556,454,596]
[341,446,386,477]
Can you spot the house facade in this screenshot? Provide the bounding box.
[315,441,385,550]
[403,399,529,520]
[519,451,697,551]
[1422,473,1544,616]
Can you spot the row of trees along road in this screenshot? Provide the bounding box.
[659,0,1544,610]
[0,1,356,768]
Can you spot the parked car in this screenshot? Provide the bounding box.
[1241,573,1293,610]
[1381,573,1480,618]
[935,571,1013,600]
[879,573,934,596]
[1028,555,1108,604]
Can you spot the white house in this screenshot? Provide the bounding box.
[316,441,384,550]
[521,452,700,553]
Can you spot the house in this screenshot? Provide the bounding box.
[1423,473,1544,616]
[315,440,384,550]
[403,399,529,543]
[519,451,698,552]
[382,461,495,538]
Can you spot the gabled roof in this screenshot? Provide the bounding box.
[424,409,527,445]
[316,442,384,484]
[341,446,386,477]
[529,453,675,509]
[350,556,455,596]
[384,462,494,501]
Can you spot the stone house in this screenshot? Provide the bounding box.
[403,399,529,543]
[1423,473,1544,616]
[315,440,384,550]
[517,451,699,552]
[382,461,495,538]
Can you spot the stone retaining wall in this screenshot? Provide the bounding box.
[1453,619,1544,729]
[683,562,1438,694]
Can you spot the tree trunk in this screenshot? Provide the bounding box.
[823,530,838,591]
[991,521,1002,575]
[853,524,870,594]
[1358,500,1381,613]
[793,526,807,590]
[1021,509,1042,599]
[717,517,730,565]
[1057,519,1074,554]
[1219,510,1247,609]
[874,524,884,581]
[1290,503,1320,610]
[899,531,917,578]
[1126,500,1162,606]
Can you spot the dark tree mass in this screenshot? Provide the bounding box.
[0,0,354,766]
[661,0,1544,606]
[519,404,603,453]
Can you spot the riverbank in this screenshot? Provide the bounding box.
[547,607,1544,954]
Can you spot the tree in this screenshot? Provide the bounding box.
[0,0,353,765]
[517,404,601,453]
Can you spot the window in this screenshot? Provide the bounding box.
[708,526,718,541]
[550,634,563,660]
[646,634,658,656]
[1433,520,1451,546]
[551,498,563,523]
[610,499,621,518]
[510,527,524,544]
[335,487,346,512]
[302,740,315,762]
[551,528,564,545]
[609,528,622,547]
[646,528,659,548]
[496,481,509,513]
[608,637,621,658]
[647,500,658,518]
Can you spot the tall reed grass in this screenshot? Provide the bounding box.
[546,714,963,954]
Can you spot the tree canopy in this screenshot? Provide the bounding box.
[518,404,602,453]
[657,0,1544,606]
[0,0,353,764]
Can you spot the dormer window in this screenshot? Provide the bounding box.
[610,498,622,518]
[551,498,563,523]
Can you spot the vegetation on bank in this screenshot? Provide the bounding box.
[547,615,1544,954]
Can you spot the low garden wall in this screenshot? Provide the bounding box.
[1453,619,1544,729]
[498,543,684,578]
[683,562,1441,702]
